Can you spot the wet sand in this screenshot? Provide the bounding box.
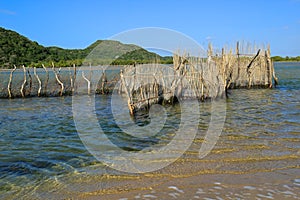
[32,138,300,199]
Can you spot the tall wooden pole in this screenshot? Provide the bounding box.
[7,65,17,98]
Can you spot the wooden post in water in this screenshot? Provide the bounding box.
[68,66,74,94]
[52,63,64,96]
[272,59,279,86]
[120,69,134,115]
[34,67,42,97]
[265,47,272,88]
[200,62,204,100]
[100,71,107,94]
[7,65,17,98]
[42,64,49,95]
[20,65,27,97]
[246,49,261,88]
[208,43,213,62]
[68,64,77,94]
[221,48,227,92]
[266,45,278,88]
[236,41,240,86]
[88,63,92,83]
[73,64,77,93]
[82,71,91,95]
[27,67,32,95]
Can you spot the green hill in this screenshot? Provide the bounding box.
[0,27,172,68]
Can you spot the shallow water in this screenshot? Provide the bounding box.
[0,62,299,199]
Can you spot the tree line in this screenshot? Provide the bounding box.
[271,56,300,62]
[0,27,172,68]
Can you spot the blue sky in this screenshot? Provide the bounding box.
[0,0,299,56]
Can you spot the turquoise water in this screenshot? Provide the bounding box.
[0,62,299,199]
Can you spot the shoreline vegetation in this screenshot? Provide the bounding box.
[0,27,299,69]
[0,27,172,69]
[272,56,300,62]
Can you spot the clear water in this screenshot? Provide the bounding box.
[0,62,299,199]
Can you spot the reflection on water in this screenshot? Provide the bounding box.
[0,62,299,199]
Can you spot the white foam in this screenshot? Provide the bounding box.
[143,194,157,199]
[196,188,205,194]
[294,179,300,186]
[168,186,184,193]
[281,190,295,195]
[257,193,274,199]
[244,185,256,190]
[203,198,215,200]
[168,193,180,198]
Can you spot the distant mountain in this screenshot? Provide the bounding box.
[0,27,172,68]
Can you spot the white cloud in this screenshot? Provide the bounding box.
[0,9,16,15]
[205,36,214,41]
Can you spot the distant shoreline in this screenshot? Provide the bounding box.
[274,61,300,63]
[271,55,300,62]
[1,61,300,71]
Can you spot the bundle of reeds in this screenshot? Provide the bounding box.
[119,42,278,115]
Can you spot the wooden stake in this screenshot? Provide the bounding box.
[82,71,91,95]
[236,41,240,83]
[101,72,107,94]
[120,69,134,114]
[27,67,32,95]
[271,60,279,86]
[20,65,27,97]
[42,64,49,95]
[89,63,92,82]
[34,67,42,97]
[246,49,261,88]
[68,67,73,94]
[52,63,64,96]
[7,65,17,98]
[265,48,272,88]
[72,64,77,93]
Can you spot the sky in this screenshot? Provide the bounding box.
[0,0,300,56]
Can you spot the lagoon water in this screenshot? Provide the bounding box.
[0,62,299,199]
